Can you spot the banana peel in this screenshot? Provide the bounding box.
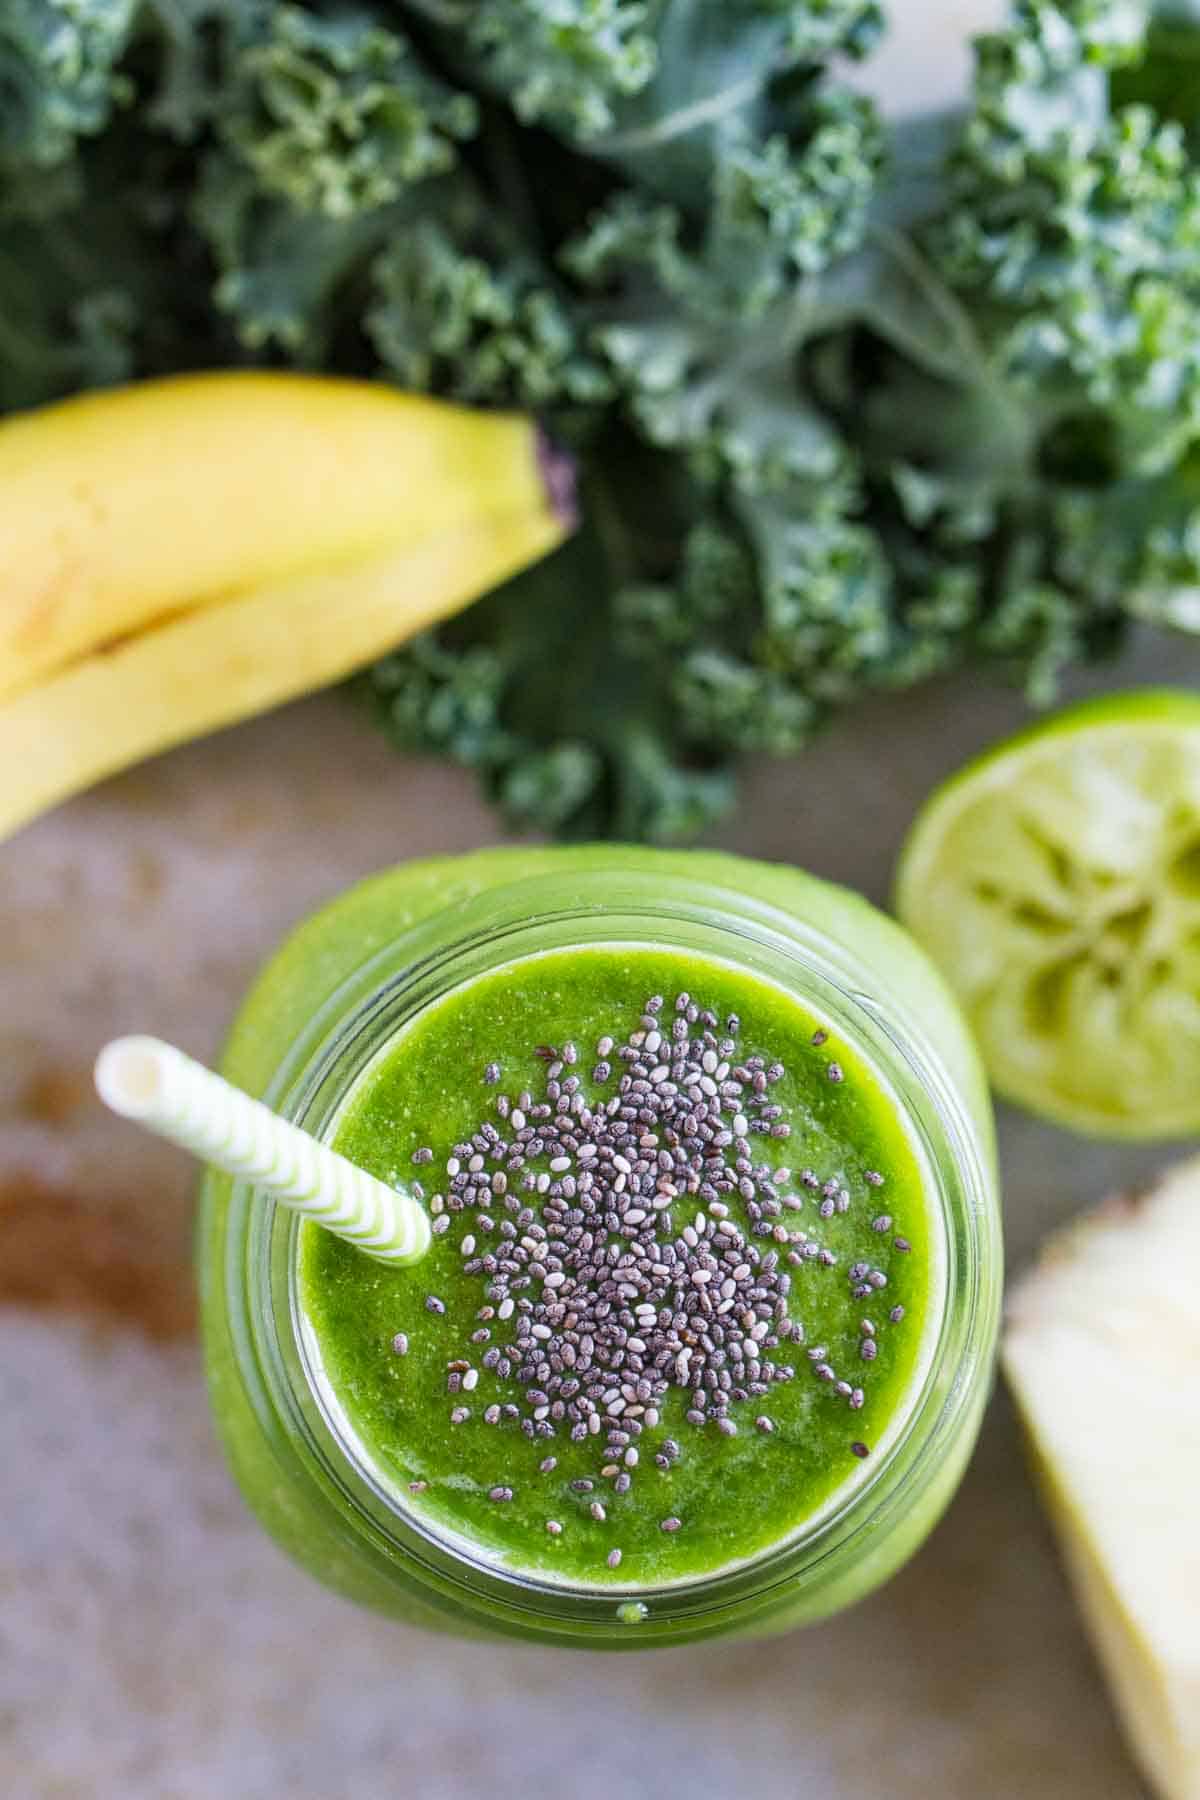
[0,373,572,840]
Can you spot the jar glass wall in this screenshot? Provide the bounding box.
[198,850,1001,1648]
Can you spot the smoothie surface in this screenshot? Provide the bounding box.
[299,944,940,1589]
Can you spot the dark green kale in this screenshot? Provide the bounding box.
[0,0,136,170]
[4,1,1200,837]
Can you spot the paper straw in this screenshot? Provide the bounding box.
[95,1035,430,1265]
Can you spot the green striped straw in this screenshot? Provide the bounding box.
[95,1035,430,1265]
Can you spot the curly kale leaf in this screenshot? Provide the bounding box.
[192,151,391,353]
[403,0,658,139]
[809,1,1200,699]
[459,0,657,141]
[1102,455,1200,632]
[565,86,884,478]
[570,82,883,314]
[0,246,137,410]
[221,5,477,218]
[1113,6,1200,139]
[202,3,610,401]
[363,457,961,842]
[934,9,1200,476]
[617,520,824,753]
[848,0,1200,700]
[618,485,975,762]
[518,0,1200,815]
[772,0,884,63]
[367,187,610,411]
[9,0,1200,845]
[0,0,136,171]
[364,443,737,841]
[409,0,887,146]
[369,611,736,839]
[0,124,225,409]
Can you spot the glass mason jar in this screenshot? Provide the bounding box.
[198,846,1001,1649]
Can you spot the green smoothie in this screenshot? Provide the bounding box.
[199,847,1001,1643]
[301,945,937,1589]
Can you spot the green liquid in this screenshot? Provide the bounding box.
[300,943,939,1590]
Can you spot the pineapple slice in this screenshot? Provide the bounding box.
[1004,1160,1200,1800]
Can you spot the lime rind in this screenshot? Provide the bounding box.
[895,691,1200,1139]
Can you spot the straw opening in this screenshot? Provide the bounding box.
[95,1036,167,1116]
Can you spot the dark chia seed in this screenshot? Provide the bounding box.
[392,987,911,1557]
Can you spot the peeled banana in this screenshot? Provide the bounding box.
[0,373,572,840]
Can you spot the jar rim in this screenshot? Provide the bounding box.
[230,866,999,1642]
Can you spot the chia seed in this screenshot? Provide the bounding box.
[388,988,901,1529]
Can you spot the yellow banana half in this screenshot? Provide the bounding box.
[0,374,572,840]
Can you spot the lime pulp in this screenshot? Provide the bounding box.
[894,690,1200,1139]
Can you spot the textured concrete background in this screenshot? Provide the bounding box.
[5,632,1196,1799]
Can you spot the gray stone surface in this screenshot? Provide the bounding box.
[6,631,1197,1799]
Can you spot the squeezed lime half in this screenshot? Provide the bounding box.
[895,690,1200,1139]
